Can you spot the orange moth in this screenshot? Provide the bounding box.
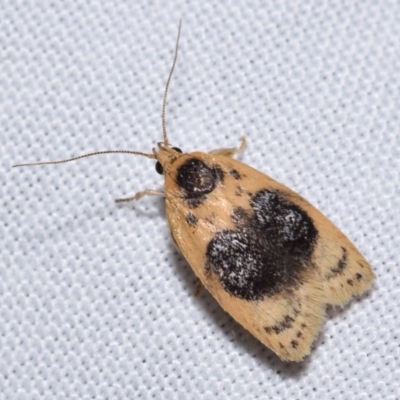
[14,22,375,361]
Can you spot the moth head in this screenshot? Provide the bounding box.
[154,145,183,175]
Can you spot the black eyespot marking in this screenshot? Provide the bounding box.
[155,147,182,174]
[176,158,224,208]
[326,247,348,280]
[264,315,295,335]
[251,190,318,258]
[291,340,299,349]
[206,189,318,301]
[229,169,241,179]
[185,212,198,227]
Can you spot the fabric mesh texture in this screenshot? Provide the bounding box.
[2,1,399,399]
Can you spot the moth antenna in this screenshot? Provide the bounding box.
[162,20,182,147]
[14,22,182,169]
[13,150,156,168]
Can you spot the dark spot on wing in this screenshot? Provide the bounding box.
[206,189,318,301]
[251,190,318,259]
[355,273,363,281]
[230,207,251,227]
[176,157,224,208]
[347,279,354,286]
[326,247,348,280]
[235,186,245,197]
[301,323,307,329]
[291,340,298,349]
[297,331,302,338]
[229,169,241,179]
[265,315,295,335]
[186,213,198,227]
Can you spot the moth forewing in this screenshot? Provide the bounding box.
[163,151,374,361]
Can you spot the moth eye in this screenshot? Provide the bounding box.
[176,158,224,195]
[155,161,164,175]
[155,147,183,175]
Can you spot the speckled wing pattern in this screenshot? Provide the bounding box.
[164,151,375,361]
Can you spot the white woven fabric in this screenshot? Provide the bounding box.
[2,1,399,399]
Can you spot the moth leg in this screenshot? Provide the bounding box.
[115,189,164,203]
[208,136,247,158]
[194,277,202,297]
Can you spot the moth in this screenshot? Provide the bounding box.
[14,22,375,361]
